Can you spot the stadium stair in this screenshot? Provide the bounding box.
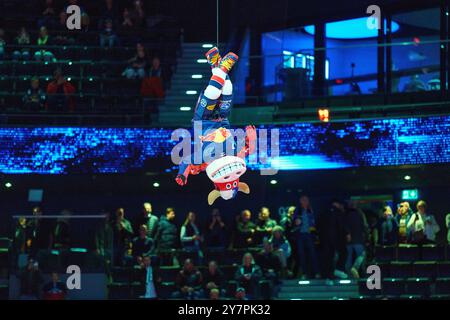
[160,43,223,126]
[277,279,359,300]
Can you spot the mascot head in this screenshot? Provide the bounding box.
[205,155,250,205]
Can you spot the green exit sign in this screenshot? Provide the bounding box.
[402,189,419,200]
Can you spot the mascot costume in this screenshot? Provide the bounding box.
[175,47,256,205]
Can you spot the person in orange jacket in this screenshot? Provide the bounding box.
[46,68,76,112]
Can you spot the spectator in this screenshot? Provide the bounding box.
[129,0,146,29]
[27,207,54,258]
[95,211,113,261]
[209,288,220,300]
[134,202,159,239]
[234,210,256,248]
[94,211,113,282]
[317,199,347,284]
[0,29,6,59]
[141,56,167,115]
[34,26,55,62]
[54,209,71,249]
[380,205,398,245]
[19,258,42,300]
[280,206,297,272]
[180,211,204,264]
[408,200,440,244]
[121,8,134,30]
[205,208,227,249]
[38,0,57,28]
[52,12,76,45]
[63,0,85,13]
[131,225,154,265]
[292,195,320,279]
[234,287,248,300]
[23,77,46,111]
[14,217,29,257]
[113,208,134,266]
[203,261,225,296]
[234,252,262,299]
[42,272,67,300]
[255,241,280,298]
[155,207,179,251]
[99,19,118,48]
[269,226,291,278]
[446,213,450,245]
[99,0,119,27]
[255,207,277,245]
[137,255,161,299]
[366,213,380,262]
[344,202,368,279]
[46,68,76,112]
[13,27,31,61]
[80,13,91,32]
[123,43,148,79]
[172,259,203,299]
[396,201,413,243]
[141,57,167,93]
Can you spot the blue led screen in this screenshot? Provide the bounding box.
[0,116,449,174]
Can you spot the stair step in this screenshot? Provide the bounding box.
[175,65,206,69]
[168,84,204,90]
[172,75,208,80]
[182,43,224,48]
[278,291,359,299]
[279,285,358,293]
[282,279,357,286]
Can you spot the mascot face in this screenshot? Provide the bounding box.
[205,156,249,204]
[206,155,246,184]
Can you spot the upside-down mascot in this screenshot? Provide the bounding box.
[175,47,256,205]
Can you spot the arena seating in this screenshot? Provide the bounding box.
[1,232,450,299]
[357,245,450,300]
[0,5,181,123]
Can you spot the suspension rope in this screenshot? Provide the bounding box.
[216,0,219,48]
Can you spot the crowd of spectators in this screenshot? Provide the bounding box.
[1,0,172,113]
[12,196,449,300]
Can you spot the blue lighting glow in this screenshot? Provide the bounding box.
[304,17,400,39]
[0,116,448,174]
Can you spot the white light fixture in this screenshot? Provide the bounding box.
[180,106,191,111]
[67,77,72,81]
[197,59,207,63]
[339,280,351,284]
[186,90,197,95]
[404,175,411,181]
[298,280,310,285]
[192,74,203,79]
[202,44,213,48]
[270,180,277,185]
[153,182,160,188]
[5,182,12,188]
